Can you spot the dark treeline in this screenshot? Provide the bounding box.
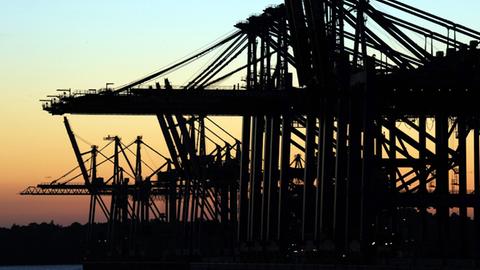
[0,221,86,265]
[0,212,477,266]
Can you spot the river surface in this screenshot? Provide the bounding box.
[0,266,82,270]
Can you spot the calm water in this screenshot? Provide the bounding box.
[0,266,82,270]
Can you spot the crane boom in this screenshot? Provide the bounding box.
[63,117,91,186]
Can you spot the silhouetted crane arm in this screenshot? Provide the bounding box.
[64,117,91,186]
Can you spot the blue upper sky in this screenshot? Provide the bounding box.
[1,0,479,93]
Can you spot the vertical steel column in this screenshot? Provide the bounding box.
[246,34,253,89]
[458,118,467,206]
[259,35,270,241]
[238,116,251,241]
[317,102,334,240]
[239,34,256,242]
[87,146,98,243]
[265,32,272,89]
[107,137,121,250]
[302,114,316,241]
[247,31,263,241]
[135,137,147,223]
[334,99,348,252]
[347,98,362,244]
[91,145,98,184]
[252,36,258,89]
[360,124,375,253]
[315,111,325,241]
[360,59,376,255]
[435,114,449,256]
[249,116,264,241]
[259,36,266,88]
[474,126,480,253]
[267,116,280,241]
[276,14,287,90]
[333,51,351,253]
[278,114,291,244]
[87,195,97,242]
[276,10,288,243]
[457,117,468,254]
[247,120,255,241]
[261,116,272,240]
[229,146,238,226]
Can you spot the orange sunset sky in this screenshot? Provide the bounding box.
[1,0,480,227]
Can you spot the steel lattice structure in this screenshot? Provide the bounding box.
[23,0,480,264]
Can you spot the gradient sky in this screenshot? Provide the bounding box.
[1,0,480,227]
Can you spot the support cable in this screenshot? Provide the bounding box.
[113,31,243,93]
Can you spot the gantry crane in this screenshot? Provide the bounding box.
[23,0,480,263]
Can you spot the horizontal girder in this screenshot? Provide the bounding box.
[43,85,480,117]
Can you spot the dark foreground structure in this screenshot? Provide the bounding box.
[22,0,480,268]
